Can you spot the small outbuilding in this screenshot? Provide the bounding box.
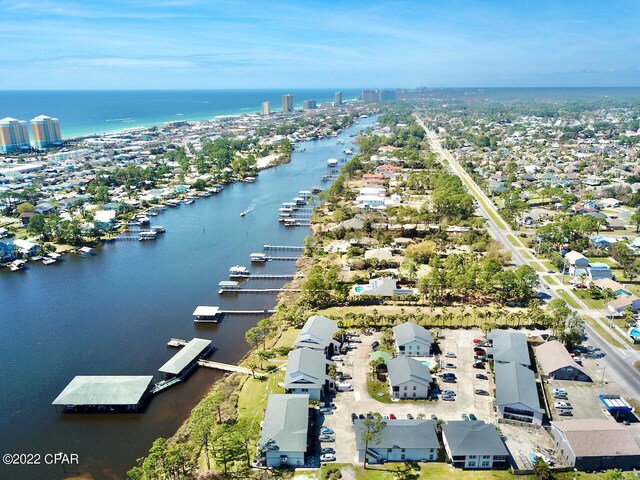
[534,340,592,382]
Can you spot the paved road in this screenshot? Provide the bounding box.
[414,114,640,399]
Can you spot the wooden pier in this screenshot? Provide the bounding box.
[248,274,298,280]
[233,288,301,294]
[265,256,299,261]
[197,360,265,377]
[263,244,304,251]
[220,309,276,315]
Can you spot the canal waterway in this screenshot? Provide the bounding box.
[0,116,376,480]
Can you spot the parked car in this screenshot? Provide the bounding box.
[445,352,457,358]
[318,434,335,442]
[319,408,334,415]
[320,453,336,462]
[351,413,357,423]
[442,395,455,401]
[554,401,572,410]
[331,355,343,362]
[461,414,470,421]
[347,331,359,337]
[441,372,456,378]
[554,393,568,400]
[473,362,485,369]
[553,388,567,396]
[444,363,456,369]
[475,374,488,380]
[558,410,573,417]
[358,414,365,420]
[474,348,486,355]
[321,402,337,409]
[473,338,483,344]
[389,413,396,419]
[382,414,389,419]
[442,390,456,397]
[371,341,380,351]
[338,372,352,380]
[431,414,438,421]
[366,413,374,420]
[321,447,335,455]
[475,389,490,396]
[320,427,334,435]
[442,377,457,383]
[336,382,353,392]
[469,413,477,421]
[406,413,414,419]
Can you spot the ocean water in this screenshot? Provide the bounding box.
[0,89,361,138]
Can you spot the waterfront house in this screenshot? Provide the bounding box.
[283,348,334,400]
[387,356,432,399]
[351,277,416,298]
[534,340,592,382]
[13,238,41,257]
[441,421,510,469]
[94,210,117,230]
[494,362,544,424]
[564,251,589,276]
[354,419,440,464]
[550,419,640,471]
[487,330,531,366]
[258,394,309,468]
[607,295,640,315]
[293,315,339,357]
[0,238,15,261]
[392,322,435,357]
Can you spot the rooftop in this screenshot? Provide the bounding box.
[392,321,434,347]
[158,337,212,375]
[552,419,640,457]
[259,394,309,454]
[284,348,332,390]
[52,375,153,406]
[387,355,432,386]
[354,419,439,450]
[534,340,590,379]
[494,362,544,414]
[294,315,338,350]
[488,330,531,366]
[442,420,509,457]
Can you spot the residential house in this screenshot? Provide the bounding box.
[0,238,15,261]
[19,212,35,226]
[94,210,117,230]
[351,277,415,298]
[34,202,55,215]
[534,341,592,382]
[487,330,531,366]
[376,164,402,179]
[293,315,339,356]
[607,295,640,315]
[355,419,440,464]
[392,322,435,357]
[387,356,432,399]
[587,263,613,280]
[441,421,510,469]
[283,348,334,401]
[13,238,41,257]
[494,362,544,424]
[564,251,589,277]
[550,419,640,471]
[592,279,632,297]
[258,394,309,468]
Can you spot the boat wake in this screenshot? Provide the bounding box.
[240,202,256,217]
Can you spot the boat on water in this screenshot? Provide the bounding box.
[250,253,267,263]
[42,257,57,265]
[327,158,339,168]
[184,199,195,205]
[311,186,322,194]
[138,231,157,241]
[78,246,94,256]
[240,211,246,217]
[8,259,26,271]
[166,200,181,207]
[293,197,306,206]
[151,226,166,234]
[243,176,256,183]
[137,215,150,225]
[343,149,353,155]
[229,265,250,278]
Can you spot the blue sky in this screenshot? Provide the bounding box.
[1,0,639,89]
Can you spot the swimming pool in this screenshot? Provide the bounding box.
[354,285,365,293]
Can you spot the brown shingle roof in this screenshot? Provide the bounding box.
[552,419,640,457]
[534,340,589,378]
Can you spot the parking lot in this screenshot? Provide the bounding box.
[318,328,499,465]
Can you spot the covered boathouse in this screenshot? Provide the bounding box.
[158,337,213,379]
[52,375,153,412]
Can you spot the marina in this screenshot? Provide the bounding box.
[0,115,374,479]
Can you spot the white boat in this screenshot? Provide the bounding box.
[78,246,94,256]
[8,259,26,271]
[42,257,57,265]
[293,197,306,205]
[151,226,166,234]
[137,216,150,225]
[148,210,158,216]
[343,149,353,155]
[138,231,157,241]
[250,253,267,263]
[243,176,256,183]
[184,199,195,205]
[327,158,339,167]
[229,265,250,278]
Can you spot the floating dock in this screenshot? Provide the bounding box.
[197,360,264,377]
[220,309,276,315]
[248,274,298,280]
[231,288,301,294]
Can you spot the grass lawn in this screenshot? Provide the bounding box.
[572,290,605,309]
[237,369,284,425]
[583,315,624,349]
[541,260,556,272]
[556,290,581,309]
[272,327,300,351]
[506,234,519,247]
[541,275,559,286]
[367,378,393,403]
[587,257,618,268]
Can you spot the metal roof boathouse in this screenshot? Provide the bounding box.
[159,337,213,378]
[52,375,154,412]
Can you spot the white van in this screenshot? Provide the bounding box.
[337,382,353,392]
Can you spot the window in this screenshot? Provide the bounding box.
[401,454,405,460]
[401,449,405,453]
[481,461,490,467]
[404,386,407,390]
[468,461,476,467]
[301,388,308,392]
[412,392,416,397]
[468,455,476,459]
[482,455,490,459]
[413,386,417,390]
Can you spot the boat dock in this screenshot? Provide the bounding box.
[197,360,264,377]
[265,256,299,261]
[229,288,301,294]
[263,244,304,251]
[220,309,276,315]
[249,274,298,280]
[150,377,182,394]
[167,338,188,347]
